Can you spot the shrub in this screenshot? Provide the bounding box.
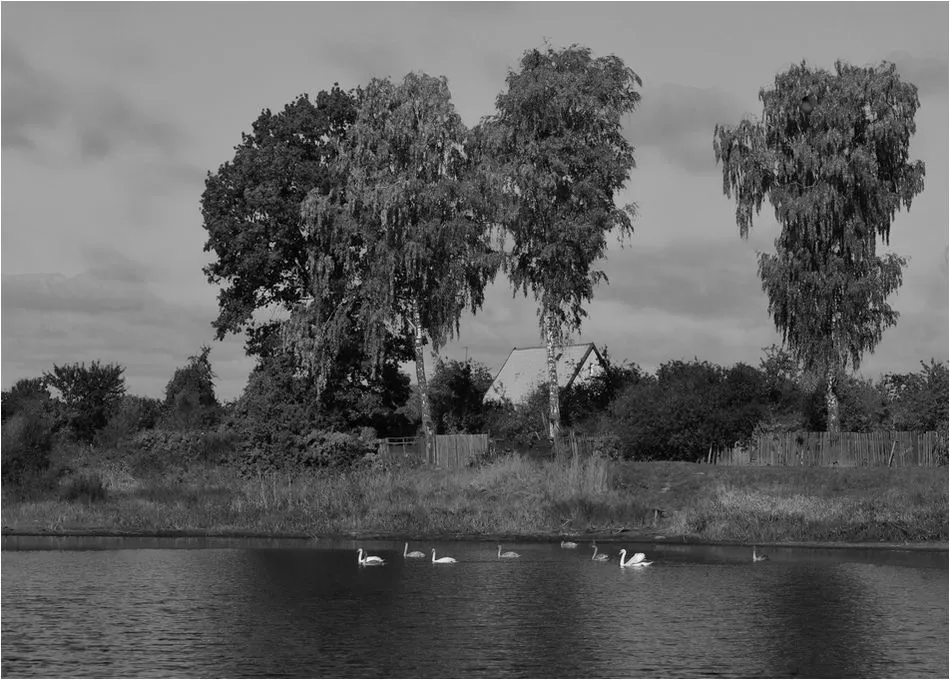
[60,473,108,503]
[1,404,54,486]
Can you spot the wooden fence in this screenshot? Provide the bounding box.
[709,431,945,467]
[377,434,489,469]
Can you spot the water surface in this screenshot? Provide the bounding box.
[3,538,947,678]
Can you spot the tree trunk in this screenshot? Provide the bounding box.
[825,364,840,433]
[543,311,561,444]
[412,301,435,464]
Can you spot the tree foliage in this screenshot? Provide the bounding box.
[2,377,53,423]
[163,346,221,430]
[609,360,769,461]
[43,361,126,443]
[426,359,495,434]
[288,72,499,453]
[482,44,641,438]
[200,86,359,356]
[714,60,925,430]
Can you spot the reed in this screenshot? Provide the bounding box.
[2,456,946,543]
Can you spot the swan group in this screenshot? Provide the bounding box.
[355,542,657,568]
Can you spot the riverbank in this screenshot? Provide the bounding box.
[2,456,947,544]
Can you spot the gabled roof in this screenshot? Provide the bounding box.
[483,343,605,404]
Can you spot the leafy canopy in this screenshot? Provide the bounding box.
[713,60,925,375]
[200,86,358,356]
[484,44,641,337]
[288,72,499,390]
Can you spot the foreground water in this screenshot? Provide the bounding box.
[2,537,947,678]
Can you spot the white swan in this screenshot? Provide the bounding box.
[404,542,425,559]
[619,549,652,568]
[497,545,520,559]
[560,540,578,549]
[431,548,457,564]
[753,546,769,562]
[357,548,385,566]
[591,544,608,561]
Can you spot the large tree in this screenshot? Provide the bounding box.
[482,44,641,440]
[200,86,358,357]
[714,60,925,431]
[288,72,499,461]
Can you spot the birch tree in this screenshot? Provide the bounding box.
[483,44,641,440]
[288,73,499,460]
[714,60,925,431]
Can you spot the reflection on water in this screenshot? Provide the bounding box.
[2,539,947,678]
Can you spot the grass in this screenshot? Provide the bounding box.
[2,455,947,544]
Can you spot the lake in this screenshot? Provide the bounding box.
[2,536,947,678]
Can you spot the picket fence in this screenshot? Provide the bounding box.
[377,434,489,469]
[709,431,945,467]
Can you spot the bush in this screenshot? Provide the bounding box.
[125,427,242,475]
[240,429,372,473]
[60,473,108,503]
[1,405,54,486]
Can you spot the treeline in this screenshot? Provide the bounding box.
[5,344,945,497]
[421,347,949,462]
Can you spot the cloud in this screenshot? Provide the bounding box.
[1,271,253,399]
[625,83,748,174]
[886,51,949,97]
[2,42,188,163]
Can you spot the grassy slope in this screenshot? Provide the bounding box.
[2,456,947,544]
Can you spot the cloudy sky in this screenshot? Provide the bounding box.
[3,2,948,401]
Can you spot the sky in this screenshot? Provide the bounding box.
[2,2,948,402]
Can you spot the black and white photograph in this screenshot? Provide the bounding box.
[2,2,948,678]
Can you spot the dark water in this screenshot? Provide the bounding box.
[2,537,947,678]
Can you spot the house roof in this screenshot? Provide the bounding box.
[483,343,604,404]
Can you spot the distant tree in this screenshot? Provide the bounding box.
[163,346,221,430]
[714,60,925,431]
[43,361,126,443]
[230,347,413,470]
[611,360,767,461]
[483,44,641,440]
[2,377,53,423]
[561,349,646,429]
[200,86,359,357]
[427,359,495,434]
[880,359,949,432]
[289,72,499,462]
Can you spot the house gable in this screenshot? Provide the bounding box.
[483,343,606,405]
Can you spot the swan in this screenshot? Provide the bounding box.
[619,549,653,568]
[753,546,769,562]
[560,540,578,549]
[591,544,608,562]
[357,548,385,566]
[431,549,457,564]
[497,545,520,559]
[403,542,425,559]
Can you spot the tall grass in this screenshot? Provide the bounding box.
[2,455,946,543]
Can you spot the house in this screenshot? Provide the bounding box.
[483,343,607,405]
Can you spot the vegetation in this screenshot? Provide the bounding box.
[288,72,499,463]
[2,456,945,545]
[714,61,925,431]
[200,85,359,357]
[483,44,641,440]
[3,47,946,547]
